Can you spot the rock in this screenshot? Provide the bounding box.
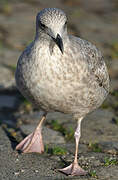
[99,141,118,155]
[0,48,20,66]
[0,95,17,109]
[0,3,38,51]
[17,111,73,125]
[109,60,118,78]
[98,166,118,180]
[80,0,116,14]
[18,109,118,145]
[1,126,118,180]
[0,65,15,90]
[81,109,117,143]
[47,109,117,144]
[47,112,72,124]
[0,127,65,180]
[111,79,118,91]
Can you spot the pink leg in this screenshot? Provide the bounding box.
[59,117,87,176]
[16,114,46,153]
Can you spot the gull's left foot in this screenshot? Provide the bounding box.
[58,162,87,176]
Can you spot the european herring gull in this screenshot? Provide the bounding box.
[15,8,109,176]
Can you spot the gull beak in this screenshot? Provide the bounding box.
[55,34,64,54]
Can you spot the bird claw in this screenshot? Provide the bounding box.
[58,163,87,176]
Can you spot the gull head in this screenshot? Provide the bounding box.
[36,8,68,53]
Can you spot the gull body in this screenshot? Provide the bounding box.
[15,8,109,176]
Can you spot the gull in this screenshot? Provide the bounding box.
[15,8,109,176]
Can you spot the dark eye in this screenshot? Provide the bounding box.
[40,22,46,29]
[64,21,67,28]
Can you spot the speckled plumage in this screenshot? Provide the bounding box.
[15,8,109,176]
[15,8,109,118]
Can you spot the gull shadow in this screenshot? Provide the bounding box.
[0,87,30,151]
